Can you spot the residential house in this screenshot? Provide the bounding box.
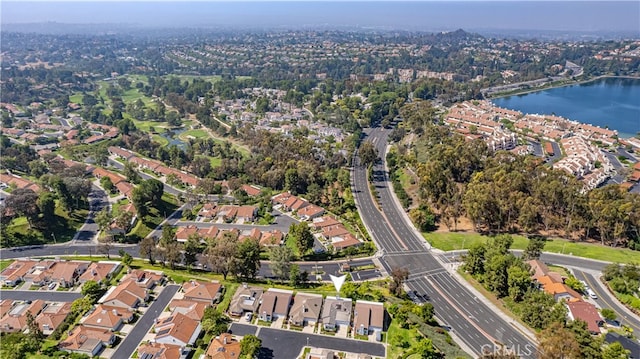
[82,305,134,331]
[330,234,362,251]
[137,342,187,359]
[321,297,352,331]
[154,312,202,347]
[0,300,45,333]
[168,299,209,321]
[228,284,263,317]
[120,269,164,290]
[311,216,341,230]
[566,301,603,334]
[48,261,89,288]
[322,225,350,240]
[353,300,385,335]
[0,300,14,318]
[259,288,293,322]
[527,260,564,283]
[35,301,72,335]
[198,203,219,219]
[107,146,135,160]
[0,260,37,287]
[306,348,335,359]
[537,275,582,302]
[241,184,262,197]
[79,261,121,284]
[182,280,223,304]
[297,205,325,221]
[100,279,149,309]
[115,181,135,198]
[205,333,241,359]
[289,292,323,327]
[59,325,115,357]
[236,205,258,222]
[23,260,56,287]
[260,230,284,247]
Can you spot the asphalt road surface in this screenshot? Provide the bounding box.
[353,127,537,358]
[0,290,82,302]
[229,323,386,359]
[73,185,108,243]
[110,284,180,359]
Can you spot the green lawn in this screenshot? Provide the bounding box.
[424,231,640,264]
[0,260,13,271]
[179,129,209,140]
[2,206,87,247]
[69,93,83,104]
[129,194,179,240]
[152,134,170,147]
[387,320,421,359]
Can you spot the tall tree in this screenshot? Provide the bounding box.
[5,188,39,228]
[288,222,314,255]
[183,234,202,269]
[537,322,581,359]
[523,236,546,260]
[139,236,157,264]
[240,334,262,359]
[37,191,56,228]
[205,231,239,280]
[389,267,409,297]
[359,140,378,167]
[236,238,261,279]
[269,246,293,281]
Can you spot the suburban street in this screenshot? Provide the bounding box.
[0,290,82,302]
[72,185,108,243]
[353,127,537,357]
[110,284,180,359]
[229,323,386,358]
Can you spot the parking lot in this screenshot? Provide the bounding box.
[229,323,386,359]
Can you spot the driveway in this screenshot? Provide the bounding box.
[0,290,82,302]
[229,323,385,359]
[110,284,180,359]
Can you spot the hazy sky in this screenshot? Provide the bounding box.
[2,1,639,32]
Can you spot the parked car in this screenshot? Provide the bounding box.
[245,312,253,322]
[586,288,598,299]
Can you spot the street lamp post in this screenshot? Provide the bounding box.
[306,337,309,348]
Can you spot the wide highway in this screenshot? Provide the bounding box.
[353,127,537,357]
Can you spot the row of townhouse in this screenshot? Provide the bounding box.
[198,203,259,223]
[228,285,385,336]
[0,172,41,192]
[0,299,72,336]
[137,280,223,359]
[312,216,363,251]
[272,192,325,220]
[553,136,612,189]
[528,260,603,334]
[175,224,284,247]
[92,167,135,198]
[59,269,165,357]
[0,259,121,288]
[108,146,200,188]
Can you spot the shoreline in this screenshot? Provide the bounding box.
[487,74,640,100]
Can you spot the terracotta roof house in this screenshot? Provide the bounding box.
[538,275,582,302]
[527,260,563,283]
[198,226,220,241]
[241,184,262,197]
[154,312,202,347]
[271,192,294,206]
[228,284,264,317]
[0,300,14,318]
[260,230,284,247]
[168,299,209,321]
[321,297,352,331]
[217,205,239,222]
[331,234,362,251]
[115,181,134,198]
[322,225,350,240]
[566,301,603,334]
[107,146,135,160]
[92,167,125,185]
[0,300,45,333]
[289,292,323,327]
[100,279,148,309]
[182,280,223,304]
[48,261,89,288]
[259,288,293,322]
[236,205,258,222]
[0,260,37,287]
[82,304,134,331]
[311,216,341,230]
[297,204,325,221]
[59,325,115,356]
[353,300,385,335]
[35,301,72,336]
[23,260,56,286]
[198,203,219,219]
[120,269,164,289]
[176,225,199,242]
[79,261,121,284]
[239,228,262,242]
[205,333,241,359]
[137,342,187,359]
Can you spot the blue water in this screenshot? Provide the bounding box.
[493,78,640,138]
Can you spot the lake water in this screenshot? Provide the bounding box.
[492,77,640,138]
